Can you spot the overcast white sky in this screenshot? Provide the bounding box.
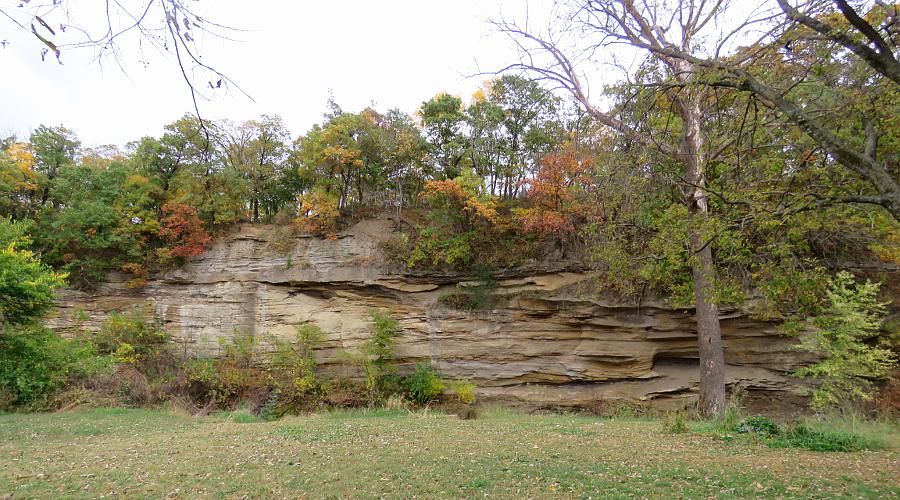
[0,1,555,147]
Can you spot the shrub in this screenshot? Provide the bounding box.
[0,326,109,407]
[257,388,281,421]
[447,380,477,404]
[736,415,781,437]
[270,323,326,406]
[186,332,266,407]
[404,363,445,404]
[90,311,170,365]
[662,412,688,434]
[0,383,15,411]
[219,329,258,367]
[793,272,897,410]
[104,364,152,407]
[0,217,67,326]
[437,267,499,311]
[357,310,401,397]
[295,187,341,236]
[323,377,369,408]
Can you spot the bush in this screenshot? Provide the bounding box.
[0,326,110,408]
[404,363,445,404]
[102,364,152,407]
[736,415,781,437]
[355,310,401,398]
[662,412,688,434]
[436,266,498,311]
[90,311,170,365]
[447,380,477,404]
[269,323,327,413]
[0,217,66,326]
[186,332,259,406]
[186,357,262,406]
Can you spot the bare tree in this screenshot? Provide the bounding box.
[495,0,745,416]
[0,1,250,131]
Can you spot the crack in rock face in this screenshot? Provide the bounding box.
[47,219,814,414]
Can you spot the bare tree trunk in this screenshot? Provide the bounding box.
[676,61,726,417]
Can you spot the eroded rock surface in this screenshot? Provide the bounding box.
[49,219,813,411]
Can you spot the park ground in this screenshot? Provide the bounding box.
[0,407,898,498]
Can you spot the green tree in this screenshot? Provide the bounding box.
[296,107,389,214]
[165,115,248,226]
[0,217,65,328]
[0,142,40,219]
[420,93,467,179]
[794,272,897,410]
[219,115,292,222]
[382,109,431,220]
[30,125,79,208]
[476,75,561,198]
[39,161,158,287]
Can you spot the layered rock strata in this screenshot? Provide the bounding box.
[49,219,812,411]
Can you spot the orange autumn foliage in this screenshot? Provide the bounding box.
[518,148,592,237]
[158,202,212,258]
[422,176,498,225]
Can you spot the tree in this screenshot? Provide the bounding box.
[496,0,733,416]
[477,75,562,198]
[517,146,592,239]
[164,115,248,226]
[38,161,159,287]
[794,271,897,410]
[409,168,500,268]
[552,1,900,220]
[30,125,79,208]
[776,0,900,87]
[382,109,431,221]
[420,93,468,179]
[0,1,246,123]
[131,117,200,194]
[0,142,40,219]
[0,217,65,328]
[158,202,212,260]
[218,115,292,222]
[296,107,389,214]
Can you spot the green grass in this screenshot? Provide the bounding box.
[0,408,898,498]
[689,411,900,452]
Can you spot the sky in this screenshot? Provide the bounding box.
[0,1,553,147]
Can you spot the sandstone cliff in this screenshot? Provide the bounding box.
[48,219,813,413]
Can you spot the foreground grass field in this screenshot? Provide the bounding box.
[0,408,898,498]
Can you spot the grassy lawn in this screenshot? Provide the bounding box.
[0,408,898,498]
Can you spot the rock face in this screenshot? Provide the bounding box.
[49,219,813,412]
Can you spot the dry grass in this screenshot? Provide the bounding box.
[0,408,897,498]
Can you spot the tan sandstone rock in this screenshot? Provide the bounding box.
[48,219,814,411]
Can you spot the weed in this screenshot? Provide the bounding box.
[769,424,871,452]
[662,412,688,434]
[230,411,263,424]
